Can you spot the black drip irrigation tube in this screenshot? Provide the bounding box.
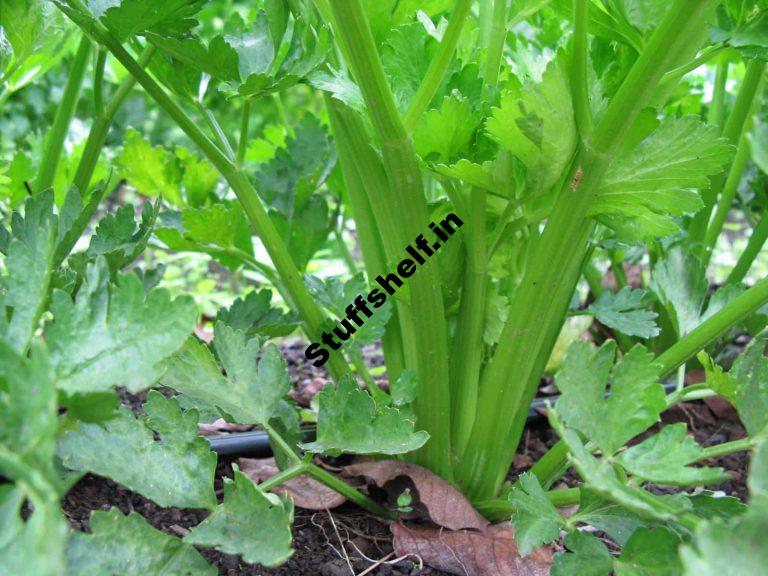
[206,381,681,457]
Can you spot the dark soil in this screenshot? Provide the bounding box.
[59,340,752,575]
[63,459,440,576]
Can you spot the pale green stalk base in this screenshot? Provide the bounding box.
[327,0,453,478]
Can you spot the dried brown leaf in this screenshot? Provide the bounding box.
[392,523,552,576]
[239,457,347,510]
[703,396,737,419]
[343,461,487,531]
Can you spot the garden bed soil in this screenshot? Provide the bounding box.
[61,341,751,575]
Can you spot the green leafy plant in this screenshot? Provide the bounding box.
[3,0,768,573]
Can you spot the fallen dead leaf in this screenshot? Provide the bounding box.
[392,523,552,576]
[343,461,487,532]
[239,457,348,510]
[703,396,737,419]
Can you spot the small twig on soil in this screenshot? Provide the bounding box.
[348,542,426,575]
[355,552,395,576]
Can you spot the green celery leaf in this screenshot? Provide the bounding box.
[270,195,331,271]
[255,115,335,216]
[0,342,59,481]
[145,33,240,82]
[45,257,197,394]
[185,467,294,567]
[555,341,666,455]
[649,248,708,337]
[0,0,72,93]
[226,10,274,79]
[613,0,672,34]
[58,392,217,509]
[176,203,250,250]
[381,23,437,112]
[701,334,768,436]
[0,344,69,576]
[268,399,303,470]
[220,10,329,99]
[710,6,768,60]
[67,508,216,575]
[687,491,747,521]
[304,274,358,316]
[216,288,299,338]
[390,369,418,408]
[433,157,519,198]
[253,115,334,270]
[72,200,160,275]
[0,34,10,82]
[590,117,733,241]
[614,527,682,576]
[587,287,660,338]
[61,390,120,423]
[508,472,565,556]
[722,333,768,436]
[551,531,612,576]
[3,0,64,63]
[363,0,451,45]
[308,67,366,113]
[414,92,479,163]
[681,506,768,576]
[301,373,429,455]
[595,212,680,242]
[0,486,68,576]
[92,0,206,42]
[616,423,730,486]
[483,288,510,347]
[118,128,183,205]
[176,146,219,207]
[0,151,35,207]
[2,191,56,353]
[146,44,202,100]
[305,273,393,348]
[572,490,652,546]
[550,411,689,524]
[0,346,73,575]
[680,440,768,575]
[161,322,291,426]
[54,184,105,265]
[155,202,254,270]
[487,53,576,197]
